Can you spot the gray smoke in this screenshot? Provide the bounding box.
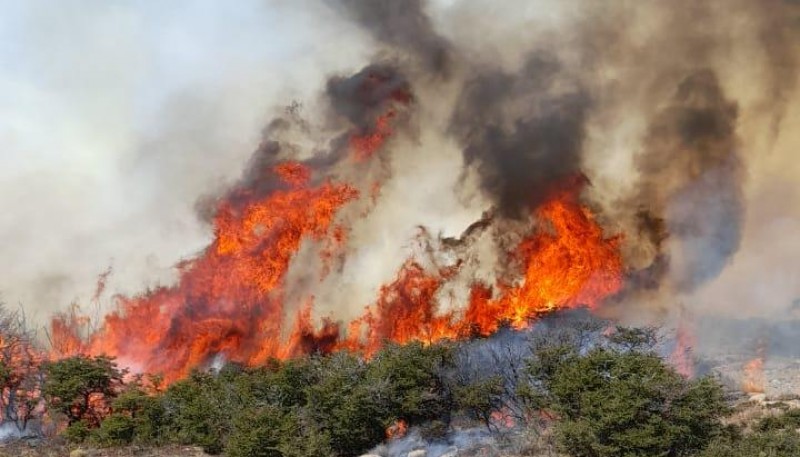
[326,0,452,76]
[632,70,743,292]
[449,53,590,217]
[1,0,798,362]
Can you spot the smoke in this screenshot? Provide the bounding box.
[326,0,453,76]
[2,0,798,364]
[632,70,744,292]
[0,0,370,324]
[320,0,800,330]
[449,53,590,217]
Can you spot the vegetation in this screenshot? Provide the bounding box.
[2,313,798,456]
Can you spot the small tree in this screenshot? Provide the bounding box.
[161,370,231,454]
[43,355,124,427]
[542,347,727,457]
[90,376,166,446]
[304,352,387,456]
[0,304,45,433]
[366,342,454,425]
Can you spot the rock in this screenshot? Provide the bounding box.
[359,455,382,457]
[24,438,41,448]
[439,447,459,457]
[70,449,88,457]
[408,450,427,457]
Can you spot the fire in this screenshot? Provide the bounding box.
[669,313,696,378]
[48,68,625,384]
[0,310,45,429]
[50,165,624,383]
[742,339,767,394]
[464,179,623,336]
[339,178,623,355]
[490,409,516,429]
[350,111,397,161]
[742,358,765,394]
[52,163,360,383]
[385,419,408,440]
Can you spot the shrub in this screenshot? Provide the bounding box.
[755,408,800,432]
[63,419,91,443]
[453,376,504,428]
[90,413,135,447]
[700,429,800,457]
[304,352,387,456]
[366,342,454,425]
[226,406,334,457]
[541,347,727,457]
[43,355,124,426]
[161,371,231,454]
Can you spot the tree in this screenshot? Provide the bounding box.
[90,377,166,446]
[42,355,124,426]
[366,342,454,425]
[0,304,45,433]
[161,370,231,454]
[303,352,387,456]
[541,347,727,457]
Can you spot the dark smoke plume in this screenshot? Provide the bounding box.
[449,53,591,218]
[632,70,743,291]
[326,0,452,76]
[326,63,412,129]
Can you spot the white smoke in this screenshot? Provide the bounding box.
[0,0,370,324]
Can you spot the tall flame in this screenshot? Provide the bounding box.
[50,103,625,384]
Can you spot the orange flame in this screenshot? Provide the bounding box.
[742,340,767,394]
[51,163,359,383]
[49,111,624,385]
[669,315,696,378]
[339,178,623,356]
[465,181,623,336]
[386,419,408,440]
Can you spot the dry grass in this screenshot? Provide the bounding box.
[0,440,204,457]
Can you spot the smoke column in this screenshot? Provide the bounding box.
[0,0,798,374]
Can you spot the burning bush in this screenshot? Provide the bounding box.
[42,355,124,428]
[0,304,45,435]
[37,319,752,457]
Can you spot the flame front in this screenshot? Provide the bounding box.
[49,88,625,383]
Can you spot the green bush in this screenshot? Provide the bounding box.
[63,420,91,443]
[453,376,504,428]
[756,408,800,432]
[700,429,800,457]
[303,352,387,456]
[161,371,232,454]
[226,406,334,457]
[524,336,728,457]
[90,413,136,447]
[50,323,745,457]
[367,342,454,425]
[43,355,124,425]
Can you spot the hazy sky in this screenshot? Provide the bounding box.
[0,0,376,321]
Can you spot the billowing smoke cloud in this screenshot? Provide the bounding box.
[2,0,799,370]
[449,53,590,217]
[327,0,452,75]
[632,70,743,292]
[0,1,370,324]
